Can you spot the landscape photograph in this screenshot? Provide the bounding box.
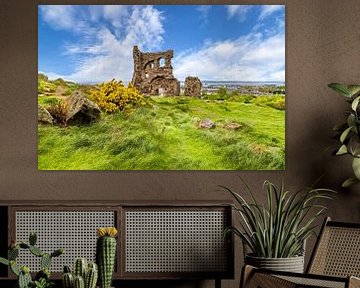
[38,5,285,170]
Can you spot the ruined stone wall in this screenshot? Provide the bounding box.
[131,46,180,96]
[184,76,202,97]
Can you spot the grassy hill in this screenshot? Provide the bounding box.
[38,89,285,170]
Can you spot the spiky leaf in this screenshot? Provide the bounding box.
[221,179,335,258]
[347,85,360,97]
[348,135,360,157]
[342,177,360,188]
[336,145,348,155]
[0,257,9,266]
[351,96,360,111]
[352,157,360,179]
[340,126,352,143]
[328,83,351,97]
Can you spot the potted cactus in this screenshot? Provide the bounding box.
[96,227,118,288]
[0,232,63,288]
[62,258,98,288]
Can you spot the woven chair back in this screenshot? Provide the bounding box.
[308,219,360,278]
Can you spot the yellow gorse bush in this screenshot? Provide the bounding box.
[90,79,145,113]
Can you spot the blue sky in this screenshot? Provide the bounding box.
[38,5,285,83]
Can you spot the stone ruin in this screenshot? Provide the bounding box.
[131,46,202,96]
[131,46,180,96]
[184,76,202,97]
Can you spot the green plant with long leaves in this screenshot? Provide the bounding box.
[328,83,360,187]
[222,179,334,258]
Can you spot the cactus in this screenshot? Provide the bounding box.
[29,245,44,257]
[51,248,64,257]
[18,270,32,288]
[63,272,74,288]
[74,275,85,288]
[74,258,87,279]
[63,260,98,288]
[64,265,72,273]
[19,243,29,249]
[29,232,37,246]
[96,227,118,288]
[85,263,98,288]
[41,253,52,270]
[9,246,19,260]
[35,268,50,281]
[10,260,20,276]
[0,232,63,288]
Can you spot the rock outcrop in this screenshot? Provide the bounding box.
[224,122,242,131]
[64,91,101,125]
[38,105,54,124]
[198,119,215,129]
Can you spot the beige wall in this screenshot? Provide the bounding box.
[1,0,360,287]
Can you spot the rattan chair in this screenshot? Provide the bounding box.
[241,217,360,288]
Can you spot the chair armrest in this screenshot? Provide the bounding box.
[240,265,349,288]
[240,265,296,288]
[349,276,360,288]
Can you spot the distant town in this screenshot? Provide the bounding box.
[180,81,286,96]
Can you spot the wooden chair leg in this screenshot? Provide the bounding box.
[215,278,221,288]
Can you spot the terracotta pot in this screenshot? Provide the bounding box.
[245,254,305,273]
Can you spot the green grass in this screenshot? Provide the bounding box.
[38,96,60,106]
[38,96,285,170]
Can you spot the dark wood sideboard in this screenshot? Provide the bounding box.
[0,201,234,288]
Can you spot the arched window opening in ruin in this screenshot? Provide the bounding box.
[159,58,165,67]
[145,61,155,70]
[158,88,165,96]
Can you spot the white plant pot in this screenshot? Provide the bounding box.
[245,254,305,273]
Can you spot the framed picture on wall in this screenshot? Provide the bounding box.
[37,4,285,170]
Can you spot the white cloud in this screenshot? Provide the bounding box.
[40,5,284,84]
[124,6,164,50]
[39,5,76,30]
[40,5,164,83]
[174,5,285,82]
[39,5,90,34]
[259,5,284,20]
[197,5,211,24]
[226,5,253,22]
[174,32,285,82]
